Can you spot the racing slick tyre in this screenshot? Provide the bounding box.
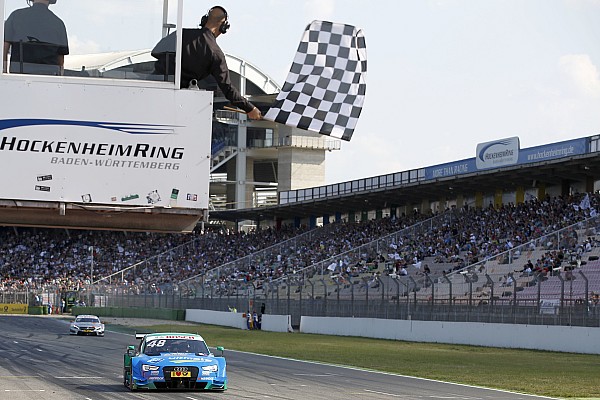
[123,368,135,390]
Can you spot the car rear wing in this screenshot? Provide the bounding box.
[135,332,151,340]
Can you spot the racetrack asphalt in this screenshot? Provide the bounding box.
[0,315,560,400]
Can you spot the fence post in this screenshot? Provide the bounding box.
[511,274,517,319]
[443,274,452,308]
[557,273,565,323]
[466,274,473,307]
[391,277,399,319]
[425,274,435,310]
[287,280,291,317]
[485,274,494,321]
[235,282,240,312]
[351,280,354,317]
[398,278,409,317]
[252,281,257,309]
[307,279,314,315]
[426,274,434,318]
[409,276,417,316]
[335,281,341,317]
[274,282,280,315]
[200,284,205,308]
[320,279,327,316]
[579,270,589,318]
[365,278,369,318]
[298,279,303,319]
[379,277,385,319]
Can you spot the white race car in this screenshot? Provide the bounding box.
[69,314,105,336]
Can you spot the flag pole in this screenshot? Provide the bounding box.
[223,105,247,114]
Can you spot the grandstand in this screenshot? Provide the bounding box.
[3,192,600,327]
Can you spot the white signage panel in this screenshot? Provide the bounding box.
[475,136,520,170]
[0,79,212,210]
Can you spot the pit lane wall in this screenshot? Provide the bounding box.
[185,309,292,332]
[299,316,600,355]
[68,307,292,332]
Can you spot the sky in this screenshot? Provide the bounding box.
[4,0,600,185]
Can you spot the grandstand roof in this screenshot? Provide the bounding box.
[210,150,600,221]
[64,50,281,94]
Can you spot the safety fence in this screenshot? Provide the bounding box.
[52,269,600,327]
[4,270,599,326]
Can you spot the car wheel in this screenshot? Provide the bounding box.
[123,369,131,388]
[123,368,136,391]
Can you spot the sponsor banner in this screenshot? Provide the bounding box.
[476,137,520,170]
[424,158,475,180]
[0,80,212,209]
[539,299,561,315]
[519,138,588,163]
[0,304,28,314]
[424,137,589,180]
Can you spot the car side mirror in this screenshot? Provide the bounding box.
[127,345,136,356]
[216,346,224,356]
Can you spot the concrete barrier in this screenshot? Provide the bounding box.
[261,314,293,332]
[186,309,292,332]
[299,316,600,355]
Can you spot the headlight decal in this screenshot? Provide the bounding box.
[202,365,218,372]
[142,364,160,372]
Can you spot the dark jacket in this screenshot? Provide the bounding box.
[152,28,254,113]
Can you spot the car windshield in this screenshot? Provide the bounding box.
[143,338,209,355]
[77,317,99,323]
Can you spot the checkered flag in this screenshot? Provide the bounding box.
[264,20,367,141]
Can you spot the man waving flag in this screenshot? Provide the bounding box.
[264,20,367,141]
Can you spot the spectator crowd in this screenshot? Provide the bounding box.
[1,193,598,298]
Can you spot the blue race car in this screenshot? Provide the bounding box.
[123,332,227,391]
